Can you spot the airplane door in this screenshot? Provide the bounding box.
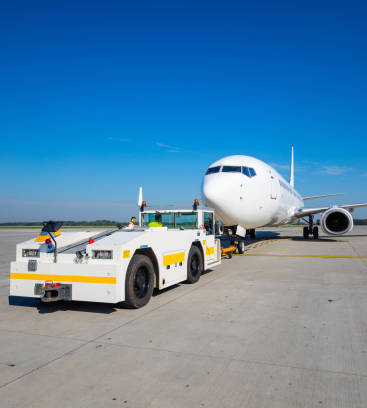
[270,174,278,199]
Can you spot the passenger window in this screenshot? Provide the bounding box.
[249,168,256,177]
[205,166,221,175]
[222,166,241,173]
[175,212,198,229]
[242,166,250,177]
[203,212,214,235]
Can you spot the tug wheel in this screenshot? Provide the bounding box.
[186,246,203,284]
[125,255,154,308]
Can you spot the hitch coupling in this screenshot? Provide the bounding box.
[34,283,72,302]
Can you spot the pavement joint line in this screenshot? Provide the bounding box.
[89,339,367,380]
[0,327,89,344]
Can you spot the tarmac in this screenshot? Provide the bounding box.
[1,226,367,407]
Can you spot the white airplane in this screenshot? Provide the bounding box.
[202,148,367,241]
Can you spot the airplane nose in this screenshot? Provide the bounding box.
[202,178,221,208]
[202,175,244,225]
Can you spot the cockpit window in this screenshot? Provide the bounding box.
[242,166,256,177]
[222,166,241,173]
[205,166,221,175]
[242,166,250,177]
[249,168,256,177]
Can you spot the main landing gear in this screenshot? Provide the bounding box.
[303,215,319,239]
[247,229,256,239]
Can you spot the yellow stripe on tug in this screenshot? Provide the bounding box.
[35,230,61,242]
[35,234,49,242]
[163,252,185,266]
[10,273,116,284]
[206,246,215,255]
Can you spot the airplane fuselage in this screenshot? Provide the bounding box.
[202,155,304,229]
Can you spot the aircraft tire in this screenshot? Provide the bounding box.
[237,240,245,254]
[313,226,319,239]
[249,229,256,239]
[125,255,155,309]
[303,227,309,239]
[186,245,203,284]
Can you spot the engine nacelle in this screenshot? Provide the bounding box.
[320,207,353,235]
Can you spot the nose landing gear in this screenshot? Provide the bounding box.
[303,216,319,239]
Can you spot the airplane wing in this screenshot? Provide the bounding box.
[302,193,344,201]
[296,203,367,218]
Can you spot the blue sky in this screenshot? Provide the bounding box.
[1,1,367,221]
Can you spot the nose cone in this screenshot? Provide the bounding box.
[202,175,239,225]
[202,177,221,208]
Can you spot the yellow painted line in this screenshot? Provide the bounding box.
[230,239,278,256]
[206,246,215,256]
[10,273,116,284]
[242,254,367,259]
[163,252,185,266]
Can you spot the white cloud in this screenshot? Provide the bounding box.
[107,137,130,142]
[318,166,350,176]
[271,163,290,171]
[156,142,181,152]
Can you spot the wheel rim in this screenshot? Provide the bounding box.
[190,254,200,277]
[134,267,150,299]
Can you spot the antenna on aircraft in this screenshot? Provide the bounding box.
[290,146,294,187]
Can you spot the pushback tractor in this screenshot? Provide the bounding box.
[10,202,224,308]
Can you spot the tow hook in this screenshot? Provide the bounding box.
[34,282,72,302]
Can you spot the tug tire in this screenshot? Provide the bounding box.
[125,255,154,309]
[186,246,203,284]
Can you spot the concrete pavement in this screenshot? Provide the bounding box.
[1,227,367,407]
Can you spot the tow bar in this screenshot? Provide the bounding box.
[34,282,72,302]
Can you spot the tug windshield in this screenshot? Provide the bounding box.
[142,212,198,229]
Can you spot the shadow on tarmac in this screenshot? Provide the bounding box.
[287,236,339,242]
[9,296,118,314]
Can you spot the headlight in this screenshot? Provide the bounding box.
[92,250,113,259]
[22,249,40,258]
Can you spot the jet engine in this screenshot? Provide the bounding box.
[320,207,353,235]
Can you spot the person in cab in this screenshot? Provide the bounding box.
[148,213,164,227]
